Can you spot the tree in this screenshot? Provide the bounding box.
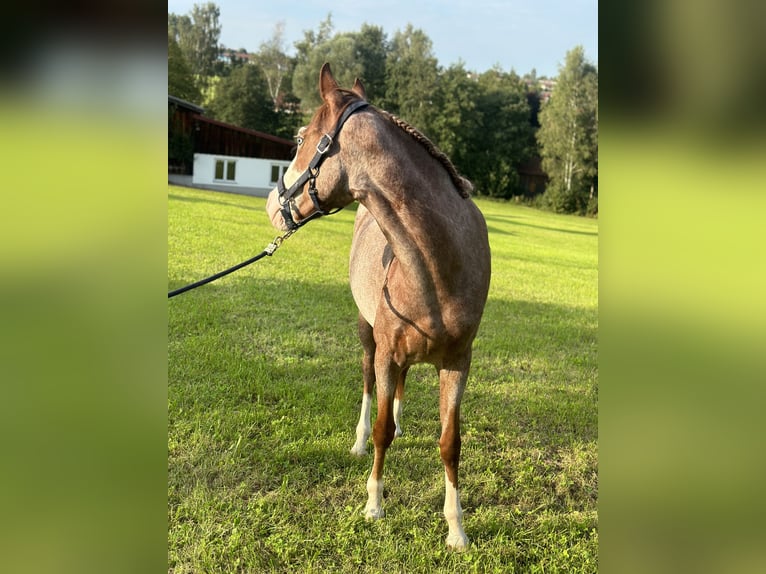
[168,34,201,104]
[252,22,302,139]
[168,13,192,46]
[205,64,279,134]
[537,46,598,214]
[523,68,542,128]
[293,17,390,114]
[293,34,363,113]
[292,14,330,111]
[468,66,535,198]
[428,62,481,176]
[384,24,440,136]
[168,11,196,62]
[292,15,366,114]
[353,24,389,104]
[168,3,221,94]
[256,21,292,111]
[168,34,199,172]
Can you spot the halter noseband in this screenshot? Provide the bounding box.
[277,100,369,230]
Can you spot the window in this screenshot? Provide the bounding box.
[214,159,236,182]
[270,164,288,184]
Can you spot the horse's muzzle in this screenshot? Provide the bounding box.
[265,189,291,232]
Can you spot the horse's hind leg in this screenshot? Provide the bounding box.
[351,314,375,456]
[438,356,470,550]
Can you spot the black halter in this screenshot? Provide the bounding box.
[277,100,369,230]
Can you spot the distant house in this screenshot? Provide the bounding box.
[517,156,548,197]
[168,94,295,196]
[217,49,255,65]
[538,79,557,103]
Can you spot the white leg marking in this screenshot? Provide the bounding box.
[393,397,403,438]
[444,471,468,550]
[350,393,372,456]
[364,475,385,520]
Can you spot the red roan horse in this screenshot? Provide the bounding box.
[266,63,491,549]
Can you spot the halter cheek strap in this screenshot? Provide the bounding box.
[277,100,369,230]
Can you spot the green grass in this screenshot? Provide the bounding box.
[168,185,598,573]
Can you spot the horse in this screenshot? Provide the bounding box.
[265,63,491,549]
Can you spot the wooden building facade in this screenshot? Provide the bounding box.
[168,95,295,175]
[517,156,548,198]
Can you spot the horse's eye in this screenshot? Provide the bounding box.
[295,136,304,146]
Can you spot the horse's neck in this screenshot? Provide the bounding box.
[350,123,469,285]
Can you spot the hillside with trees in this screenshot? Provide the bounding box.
[168,5,597,215]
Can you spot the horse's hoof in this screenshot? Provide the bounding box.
[394,427,403,439]
[364,507,385,521]
[446,533,469,550]
[350,444,367,457]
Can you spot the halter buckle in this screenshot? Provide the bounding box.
[316,134,333,155]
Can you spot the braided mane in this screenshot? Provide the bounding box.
[377,109,473,198]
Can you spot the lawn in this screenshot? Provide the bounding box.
[168,184,598,573]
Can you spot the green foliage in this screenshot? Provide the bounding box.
[169,2,222,92]
[271,94,304,141]
[168,131,193,170]
[168,34,202,105]
[469,68,536,199]
[586,194,598,216]
[295,32,364,113]
[254,21,294,110]
[293,24,537,202]
[428,63,480,166]
[424,65,534,200]
[189,2,222,82]
[168,12,192,50]
[537,47,598,214]
[353,24,389,104]
[168,185,598,573]
[205,64,279,134]
[384,24,440,134]
[293,16,390,115]
[166,9,598,215]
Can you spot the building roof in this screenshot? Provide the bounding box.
[168,94,294,146]
[191,114,295,147]
[168,94,204,114]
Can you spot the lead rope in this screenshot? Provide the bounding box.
[167,229,296,299]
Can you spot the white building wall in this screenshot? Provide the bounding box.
[192,153,292,194]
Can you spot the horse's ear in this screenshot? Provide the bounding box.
[319,62,339,102]
[351,77,367,100]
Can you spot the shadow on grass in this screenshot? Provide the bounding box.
[169,275,597,556]
[484,224,517,237]
[169,273,596,451]
[483,213,598,236]
[169,192,262,212]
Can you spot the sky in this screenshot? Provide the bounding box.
[168,0,597,78]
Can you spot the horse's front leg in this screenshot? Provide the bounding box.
[439,357,470,550]
[393,366,408,438]
[351,315,375,456]
[364,356,399,520]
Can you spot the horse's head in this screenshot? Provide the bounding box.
[266,63,368,232]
